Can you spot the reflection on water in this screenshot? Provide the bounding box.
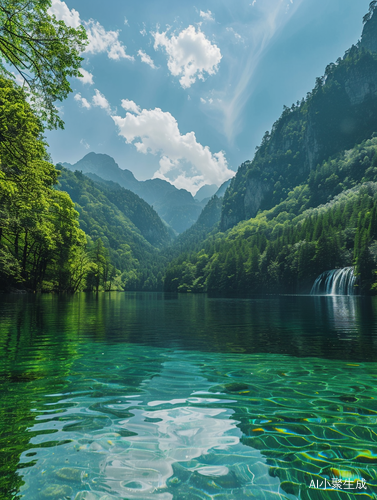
[1,292,377,360]
[313,295,357,331]
[1,293,377,499]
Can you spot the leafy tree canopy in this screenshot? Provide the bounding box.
[0,76,88,292]
[0,0,87,129]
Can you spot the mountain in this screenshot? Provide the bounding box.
[172,179,234,255]
[215,179,232,198]
[172,196,223,256]
[194,184,218,202]
[62,152,205,233]
[163,3,377,295]
[56,167,171,290]
[221,5,377,231]
[62,153,138,188]
[361,2,377,53]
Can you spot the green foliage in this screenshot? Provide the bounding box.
[0,0,87,129]
[85,238,117,292]
[0,76,87,291]
[0,5,173,294]
[64,152,204,234]
[165,143,377,294]
[56,167,172,291]
[173,195,223,253]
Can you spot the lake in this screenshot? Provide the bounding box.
[1,293,377,499]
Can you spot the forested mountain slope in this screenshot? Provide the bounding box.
[221,3,377,231]
[164,3,377,295]
[62,152,204,233]
[172,195,223,254]
[165,140,377,294]
[56,167,171,290]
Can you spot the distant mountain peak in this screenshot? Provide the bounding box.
[60,152,206,233]
[83,152,114,161]
[63,152,137,184]
[194,184,218,202]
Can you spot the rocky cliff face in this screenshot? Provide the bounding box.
[361,5,377,54]
[343,63,377,107]
[244,177,271,219]
[221,6,377,231]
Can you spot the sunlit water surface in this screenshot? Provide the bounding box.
[1,293,377,500]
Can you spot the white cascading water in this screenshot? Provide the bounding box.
[310,267,356,296]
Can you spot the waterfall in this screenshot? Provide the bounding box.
[310,267,356,296]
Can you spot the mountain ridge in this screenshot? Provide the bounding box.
[62,152,208,234]
[56,166,170,290]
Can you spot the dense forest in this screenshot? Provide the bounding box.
[165,174,377,294]
[0,76,90,292]
[2,2,377,295]
[56,167,171,291]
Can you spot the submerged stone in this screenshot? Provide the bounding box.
[41,484,73,498]
[55,467,83,482]
[74,492,100,500]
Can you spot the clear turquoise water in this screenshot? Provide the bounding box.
[1,293,377,499]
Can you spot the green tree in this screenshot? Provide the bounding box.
[0,0,87,128]
[0,76,87,291]
[86,238,111,292]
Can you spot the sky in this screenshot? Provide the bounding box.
[45,0,371,195]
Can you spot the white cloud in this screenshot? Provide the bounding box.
[48,0,81,28]
[78,68,94,85]
[121,99,141,114]
[153,26,222,89]
[124,17,129,26]
[112,104,234,194]
[200,97,206,104]
[92,89,111,112]
[48,1,133,61]
[199,10,214,22]
[80,139,90,149]
[84,20,134,60]
[74,93,91,109]
[74,89,112,113]
[140,28,147,36]
[226,27,243,41]
[138,50,156,69]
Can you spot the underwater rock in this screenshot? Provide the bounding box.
[74,492,101,500]
[55,467,84,482]
[41,484,73,498]
[209,382,249,393]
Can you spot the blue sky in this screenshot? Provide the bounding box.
[46,0,371,194]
